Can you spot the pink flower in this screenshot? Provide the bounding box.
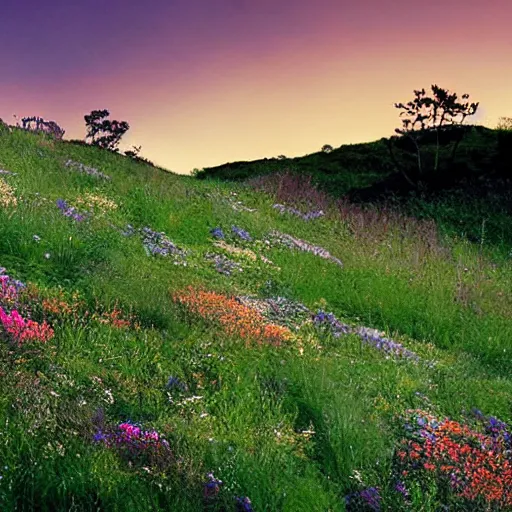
[0,307,54,345]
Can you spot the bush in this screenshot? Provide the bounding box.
[12,115,65,140]
[84,109,129,152]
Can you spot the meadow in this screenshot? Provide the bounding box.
[0,125,511,511]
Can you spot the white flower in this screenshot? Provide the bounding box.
[103,389,114,404]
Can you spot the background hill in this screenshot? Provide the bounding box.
[196,125,512,253]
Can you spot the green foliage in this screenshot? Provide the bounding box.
[390,85,479,188]
[0,127,511,510]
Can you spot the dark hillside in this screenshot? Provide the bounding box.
[196,126,512,251]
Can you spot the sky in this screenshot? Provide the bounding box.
[1,0,511,174]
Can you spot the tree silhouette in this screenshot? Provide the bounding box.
[388,85,479,189]
[84,109,129,152]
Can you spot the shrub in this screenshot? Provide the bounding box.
[84,109,129,152]
[12,115,65,140]
[125,145,156,167]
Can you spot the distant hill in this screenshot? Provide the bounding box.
[196,125,512,251]
[196,125,509,198]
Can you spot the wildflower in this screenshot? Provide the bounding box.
[273,203,325,221]
[313,310,419,361]
[56,199,87,222]
[0,178,17,208]
[269,230,342,267]
[173,287,292,346]
[236,295,310,329]
[396,409,512,508]
[214,241,257,261]
[0,271,27,310]
[64,159,111,180]
[394,481,409,499]
[235,496,254,512]
[0,307,54,345]
[210,227,225,239]
[204,472,223,498]
[345,487,381,511]
[205,253,243,276]
[74,193,118,215]
[231,225,252,241]
[94,421,172,470]
[356,326,420,362]
[44,253,51,259]
[141,227,188,265]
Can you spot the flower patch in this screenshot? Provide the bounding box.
[173,287,293,346]
[394,409,512,508]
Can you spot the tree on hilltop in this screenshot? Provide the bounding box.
[84,109,129,152]
[387,85,479,189]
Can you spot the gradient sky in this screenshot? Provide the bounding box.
[1,0,511,174]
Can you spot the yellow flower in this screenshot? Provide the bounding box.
[74,193,118,214]
[0,178,17,208]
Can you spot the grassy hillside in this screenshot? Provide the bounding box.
[195,126,512,253]
[0,126,511,511]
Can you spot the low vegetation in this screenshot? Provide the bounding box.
[0,90,511,510]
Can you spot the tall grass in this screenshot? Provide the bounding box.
[0,128,511,510]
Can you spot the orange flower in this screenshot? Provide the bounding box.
[173,287,292,346]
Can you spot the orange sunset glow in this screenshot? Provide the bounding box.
[1,0,510,173]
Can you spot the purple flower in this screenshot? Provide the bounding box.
[345,487,381,511]
[56,199,68,210]
[313,310,351,337]
[204,472,223,498]
[313,310,419,361]
[269,230,343,267]
[93,430,108,443]
[166,376,187,392]
[56,199,88,222]
[273,203,325,221]
[235,496,254,512]
[231,225,252,241]
[140,226,188,264]
[210,227,225,239]
[395,481,409,499]
[205,253,243,276]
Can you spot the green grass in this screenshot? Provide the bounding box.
[0,127,511,511]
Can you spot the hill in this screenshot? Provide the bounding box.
[196,126,512,252]
[0,125,511,511]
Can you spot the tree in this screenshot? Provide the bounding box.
[388,85,479,188]
[497,117,512,131]
[321,144,333,153]
[84,109,129,152]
